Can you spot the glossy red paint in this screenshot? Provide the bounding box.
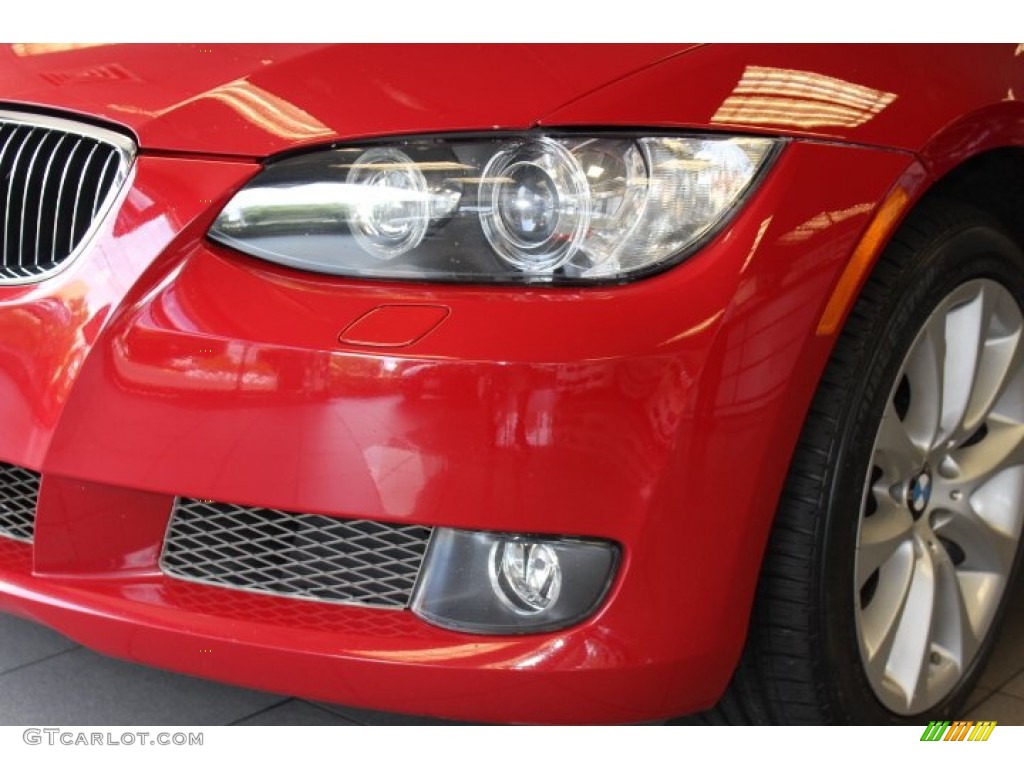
[0,155,257,468]
[0,44,687,157]
[546,44,1024,153]
[3,44,1020,159]
[0,44,1022,724]
[338,304,451,348]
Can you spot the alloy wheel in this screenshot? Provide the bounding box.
[854,278,1024,714]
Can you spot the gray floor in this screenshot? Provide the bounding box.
[1,578,1022,725]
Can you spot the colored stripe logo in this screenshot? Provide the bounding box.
[920,721,997,741]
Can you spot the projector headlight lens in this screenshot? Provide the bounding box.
[346,147,429,259]
[210,133,778,284]
[480,138,590,272]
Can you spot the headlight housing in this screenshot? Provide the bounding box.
[209,133,779,284]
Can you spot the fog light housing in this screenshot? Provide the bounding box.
[411,529,619,634]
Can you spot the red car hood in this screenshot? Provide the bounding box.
[0,43,691,157]
[4,44,1019,159]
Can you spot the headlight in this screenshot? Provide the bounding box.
[209,133,779,284]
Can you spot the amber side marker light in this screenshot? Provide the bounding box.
[816,185,911,336]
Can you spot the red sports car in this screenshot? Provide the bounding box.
[0,43,1022,725]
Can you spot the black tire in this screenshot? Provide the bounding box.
[689,199,1024,725]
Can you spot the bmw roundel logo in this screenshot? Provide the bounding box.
[910,472,932,513]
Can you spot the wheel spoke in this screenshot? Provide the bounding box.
[963,287,1024,433]
[857,501,913,587]
[951,422,1024,575]
[935,467,1024,575]
[874,402,925,478]
[883,545,937,709]
[954,420,1024,490]
[936,506,1021,576]
[903,316,946,451]
[931,552,981,675]
[859,540,915,679]
[938,286,988,447]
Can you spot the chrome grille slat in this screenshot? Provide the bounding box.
[0,463,41,542]
[0,126,17,166]
[3,128,34,265]
[0,263,42,279]
[92,151,116,217]
[19,131,48,268]
[52,137,82,263]
[0,127,18,266]
[161,499,433,609]
[34,134,65,267]
[67,142,100,256]
[0,111,134,284]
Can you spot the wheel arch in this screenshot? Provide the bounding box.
[722,129,1024,703]
[699,193,1024,723]
[898,100,1024,251]
[919,147,1024,251]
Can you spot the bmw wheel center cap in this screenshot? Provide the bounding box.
[909,471,932,514]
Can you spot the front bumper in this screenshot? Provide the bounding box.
[0,141,911,723]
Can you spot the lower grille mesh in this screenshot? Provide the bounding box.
[0,463,40,542]
[160,498,433,608]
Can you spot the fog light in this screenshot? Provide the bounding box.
[412,529,618,634]
[490,539,562,614]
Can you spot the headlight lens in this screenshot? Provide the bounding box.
[210,133,778,284]
[480,138,591,272]
[345,147,430,259]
